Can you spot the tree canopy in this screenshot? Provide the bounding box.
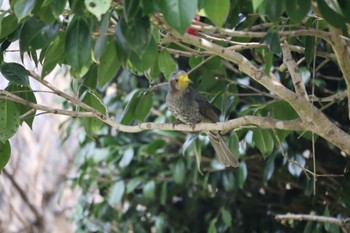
[1,0,350,232]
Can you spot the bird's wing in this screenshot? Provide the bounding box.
[190,88,220,123]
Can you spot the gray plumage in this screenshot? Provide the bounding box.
[166,70,239,167]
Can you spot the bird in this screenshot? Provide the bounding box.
[166,70,239,167]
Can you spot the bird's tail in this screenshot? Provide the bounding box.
[206,131,239,167]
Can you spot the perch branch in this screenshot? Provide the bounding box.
[275,214,350,233]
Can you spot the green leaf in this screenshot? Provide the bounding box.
[0,99,20,143]
[173,159,185,185]
[265,0,285,23]
[0,13,19,40]
[97,40,120,87]
[304,36,315,68]
[20,17,60,52]
[317,0,347,28]
[128,38,158,73]
[0,140,11,171]
[143,180,156,200]
[145,139,166,154]
[261,30,282,55]
[159,0,198,34]
[134,92,152,122]
[119,147,134,168]
[65,17,92,76]
[237,162,247,189]
[263,49,273,76]
[114,20,131,65]
[50,0,67,17]
[253,129,274,156]
[286,0,311,24]
[14,0,35,21]
[42,32,65,77]
[207,218,217,233]
[0,62,29,86]
[158,50,176,79]
[203,0,230,27]
[121,16,151,57]
[252,0,265,12]
[126,177,143,193]
[223,172,235,192]
[81,90,107,138]
[221,208,232,227]
[263,153,276,183]
[94,11,111,62]
[83,65,97,89]
[84,0,112,21]
[120,89,142,125]
[5,83,36,128]
[108,180,125,205]
[123,0,140,22]
[160,182,167,205]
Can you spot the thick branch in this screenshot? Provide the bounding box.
[328,27,350,119]
[275,214,350,233]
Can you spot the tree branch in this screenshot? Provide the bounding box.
[151,15,350,155]
[275,214,350,233]
[328,27,350,120]
[282,41,309,100]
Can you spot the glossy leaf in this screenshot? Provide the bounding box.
[14,0,35,21]
[261,30,282,55]
[42,32,65,77]
[159,0,198,34]
[94,11,111,62]
[317,0,347,28]
[119,147,134,168]
[126,177,143,193]
[114,20,131,65]
[286,0,310,24]
[120,89,142,125]
[84,0,111,21]
[208,218,217,233]
[81,90,107,138]
[221,208,232,227]
[83,64,98,89]
[0,99,20,143]
[143,180,156,200]
[0,140,10,171]
[20,17,60,51]
[265,0,285,23]
[263,153,276,183]
[173,159,185,185]
[5,83,36,128]
[237,162,247,189]
[253,129,274,156]
[121,16,151,57]
[65,17,92,75]
[304,36,315,68]
[203,0,230,27]
[158,50,176,79]
[128,38,158,73]
[97,40,120,87]
[0,62,29,86]
[134,92,153,122]
[108,181,125,205]
[0,13,18,40]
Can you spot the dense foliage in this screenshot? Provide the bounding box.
[1,0,350,232]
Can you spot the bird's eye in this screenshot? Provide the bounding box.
[175,79,178,83]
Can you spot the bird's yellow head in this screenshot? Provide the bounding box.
[169,70,191,92]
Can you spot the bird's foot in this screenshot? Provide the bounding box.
[190,123,196,131]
